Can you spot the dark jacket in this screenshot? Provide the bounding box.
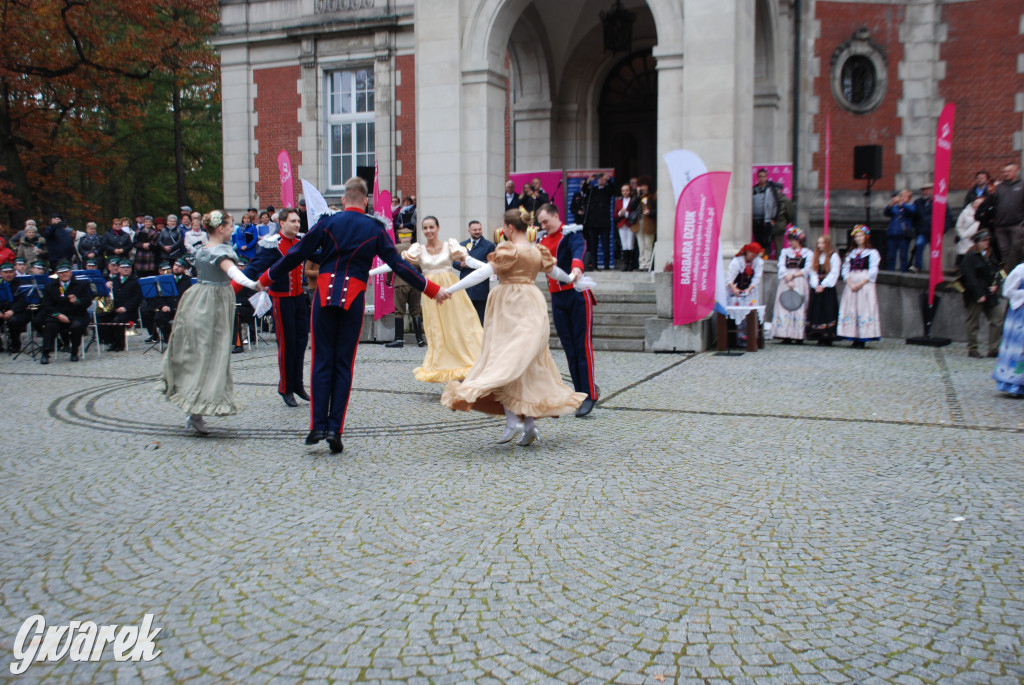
[992,178,1024,227]
[883,203,916,237]
[504,193,521,212]
[77,233,105,264]
[0,278,28,315]
[112,274,143,315]
[156,226,184,260]
[44,221,75,262]
[961,248,1001,305]
[455,236,496,302]
[102,230,133,260]
[42,276,94,322]
[581,179,613,228]
[261,207,438,310]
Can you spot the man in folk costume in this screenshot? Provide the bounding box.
[258,177,449,454]
[537,204,598,417]
[238,207,310,407]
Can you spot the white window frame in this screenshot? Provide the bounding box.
[324,67,376,191]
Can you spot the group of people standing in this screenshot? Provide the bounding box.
[729,225,881,348]
[159,179,600,453]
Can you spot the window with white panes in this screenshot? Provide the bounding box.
[325,68,375,189]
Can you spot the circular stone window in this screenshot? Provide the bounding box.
[830,35,887,114]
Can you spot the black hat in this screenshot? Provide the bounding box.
[973,230,991,243]
[0,262,13,272]
[51,212,63,220]
[158,261,172,271]
[55,261,72,273]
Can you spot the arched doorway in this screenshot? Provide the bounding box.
[599,50,657,183]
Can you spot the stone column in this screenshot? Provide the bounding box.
[461,68,508,231]
[654,0,756,270]
[373,31,395,199]
[414,0,464,239]
[220,45,256,214]
[512,101,553,172]
[895,0,947,191]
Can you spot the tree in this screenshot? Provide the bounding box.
[0,0,220,231]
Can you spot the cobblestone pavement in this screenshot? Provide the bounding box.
[1,337,1022,684]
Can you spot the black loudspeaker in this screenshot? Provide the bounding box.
[854,145,883,180]
[356,166,375,194]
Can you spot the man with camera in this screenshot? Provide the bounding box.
[961,231,1005,358]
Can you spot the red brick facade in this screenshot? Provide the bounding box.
[813,3,905,192]
[940,0,1024,187]
[395,55,417,199]
[253,66,302,210]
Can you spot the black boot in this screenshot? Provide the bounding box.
[413,316,426,347]
[385,317,404,348]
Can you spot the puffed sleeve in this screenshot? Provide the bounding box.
[447,238,469,262]
[537,244,556,273]
[210,242,239,267]
[487,242,518,275]
[402,242,424,265]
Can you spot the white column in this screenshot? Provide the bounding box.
[462,68,509,230]
[220,45,256,214]
[414,0,463,239]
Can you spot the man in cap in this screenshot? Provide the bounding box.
[153,257,192,342]
[13,257,27,276]
[29,260,47,275]
[98,259,141,351]
[0,262,30,353]
[39,261,93,363]
[140,261,173,343]
[257,177,449,453]
[960,231,1006,358]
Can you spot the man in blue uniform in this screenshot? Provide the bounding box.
[239,207,310,407]
[258,177,449,453]
[537,204,597,417]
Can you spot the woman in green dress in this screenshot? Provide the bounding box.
[160,210,265,434]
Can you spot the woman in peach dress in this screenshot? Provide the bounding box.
[440,211,590,446]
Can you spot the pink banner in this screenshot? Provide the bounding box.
[277,150,295,209]
[673,172,732,326]
[929,103,955,306]
[510,170,565,222]
[824,115,831,236]
[371,163,395,320]
[751,164,793,199]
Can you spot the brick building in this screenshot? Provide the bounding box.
[215,0,1024,257]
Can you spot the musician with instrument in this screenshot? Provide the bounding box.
[98,258,142,352]
[0,262,30,353]
[961,230,1006,358]
[39,261,93,364]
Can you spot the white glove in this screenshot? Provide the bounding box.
[368,264,393,276]
[463,255,488,269]
[573,275,596,292]
[227,265,259,290]
[548,265,574,284]
[445,264,494,294]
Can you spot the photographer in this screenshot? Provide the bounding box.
[961,231,1005,358]
[883,189,916,272]
[581,172,614,270]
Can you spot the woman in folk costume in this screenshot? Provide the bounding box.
[160,210,265,434]
[806,234,842,345]
[726,242,764,307]
[772,227,812,343]
[441,211,591,446]
[993,262,1024,396]
[837,224,882,348]
[371,216,483,382]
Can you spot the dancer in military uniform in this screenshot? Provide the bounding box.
[239,207,310,407]
[536,204,598,417]
[39,261,94,364]
[257,177,448,454]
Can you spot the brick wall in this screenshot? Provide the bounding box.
[813,3,905,192]
[395,54,417,199]
[940,0,1024,189]
[253,66,302,210]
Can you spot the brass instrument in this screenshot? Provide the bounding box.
[95,296,115,313]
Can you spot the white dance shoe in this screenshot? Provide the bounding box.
[516,426,539,446]
[498,422,524,444]
[186,414,211,435]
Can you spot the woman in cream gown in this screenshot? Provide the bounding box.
[440,211,589,446]
[375,216,483,382]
